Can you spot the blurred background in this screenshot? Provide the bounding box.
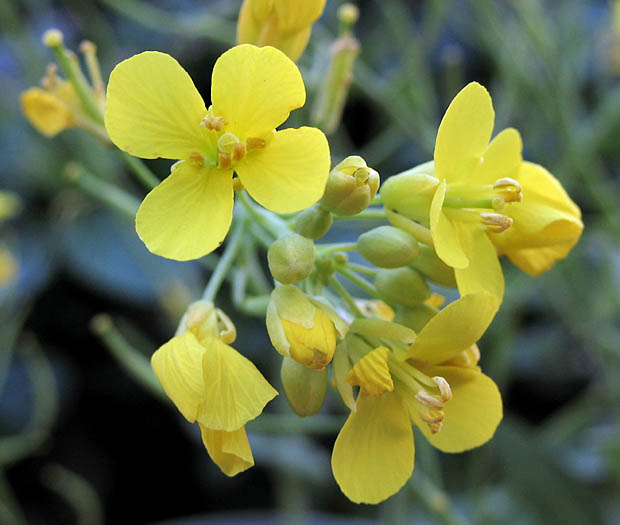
[2,0,620,523]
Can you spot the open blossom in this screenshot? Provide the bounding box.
[382,82,582,301]
[331,292,502,503]
[151,302,278,476]
[104,44,330,261]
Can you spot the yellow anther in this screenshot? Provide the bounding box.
[218,152,231,169]
[246,137,267,150]
[201,114,226,131]
[233,142,246,162]
[232,178,244,192]
[79,40,96,54]
[419,410,444,425]
[429,421,443,434]
[188,152,204,167]
[480,212,513,233]
[493,177,522,204]
[415,390,445,410]
[432,376,452,402]
[493,177,521,191]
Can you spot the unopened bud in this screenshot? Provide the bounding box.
[320,156,380,216]
[374,267,430,307]
[409,244,456,287]
[268,233,315,284]
[357,226,419,268]
[295,204,333,239]
[394,303,437,332]
[281,357,328,417]
[381,170,439,224]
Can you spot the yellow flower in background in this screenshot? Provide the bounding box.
[490,162,583,276]
[151,302,278,476]
[105,44,330,261]
[382,82,582,301]
[21,80,80,137]
[237,0,326,61]
[331,292,502,504]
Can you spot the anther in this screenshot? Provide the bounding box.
[432,376,452,402]
[246,137,266,150]
[493,177,522,204]
[233,142,246,161]
[415,391,444,410]
[201,115,226,131]
[188,152,204,167]
[480,212,513,233]
[429,421,443,434]
[41,63,58,90]
[218,152,231,169]
[420,410,444,425]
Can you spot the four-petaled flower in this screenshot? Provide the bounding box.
[105,44,330,261]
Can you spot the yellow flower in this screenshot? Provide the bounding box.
[266,285,347,369]
[151,301,278,476]
[237,0,326,61]
[21,82,79,137]
[331,292,502,504]
[382,82,582,301]
[488,162,583,276]
[105,44,330,261]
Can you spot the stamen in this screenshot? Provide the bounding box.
[79,40,104,98]
[428,421,443,434]
[215,308,237,344]
[246,137,266,150]
[432,376,452,402]
[201,115,226,131]
[188,152,204,167]
[420,410,444,425]
[493,177,522,203]
[218,152,231,169]
[415,391,444,410]
[480,212,513,233]
[41,63,58,90]
[233,142,246,161]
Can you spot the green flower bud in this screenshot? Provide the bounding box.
[394,304,437,332]
[294,204,333,239]
[268,233,315,284]
[280,357,328,417]
[374,267,430,307]
[410,244,457,287]
[357,225,419,268]
[381,169,439,224]
[320,156,380,216]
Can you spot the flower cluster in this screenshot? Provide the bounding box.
[22,0,583,507]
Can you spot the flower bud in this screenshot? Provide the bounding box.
[357,225,419,268]
[280,357,328,417]
[381,169,439,224]
[394,304,437,332]
[294,204,333,239]
[266,285,347,369]
[374,267,430,307]
[268,233,315,284]
[320,156,380,216]
[410,244,457,288]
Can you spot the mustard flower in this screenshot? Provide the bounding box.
[151,302,278,476]
[104,44,330,261]
[331,292,502,503]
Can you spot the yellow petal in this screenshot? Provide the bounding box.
[454,223,505,301]
[136,163,234,261]
[21,87,75,137]
[281,309,337,369]
[198,338,278,431]
[105,51,214,160]
[346,346,394,396]
[199,425,254,477]
[274,0,326,32]
[333,340,356,411]
[491,162,583,276]
[332,391,414,504]
[408,366,502,453]
[211,44,306,138]
[237,127,330,213]
[151,332,206,423]
[434,82,494,183]
[430,180,469,269]
[470,128,523,185]
[404,292,498,364]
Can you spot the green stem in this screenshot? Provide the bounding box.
[90,315,165,400]
[202,217,248,302]
[408,472,470,525]
[48,42,103,124]
[65,163,139,218]
[238,190,290,238]
[345,262,376,276]
[337,267,381,298]
[120,153,159,190]
[332,209,387,221]
[316,242,357,256]
[329,276,365,318]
